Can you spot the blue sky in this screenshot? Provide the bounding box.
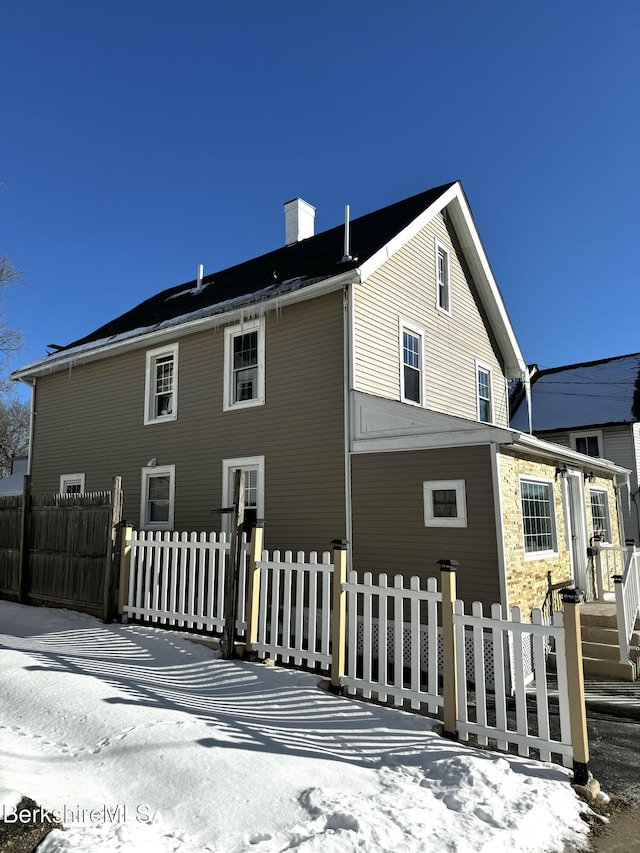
[2,1,639,401]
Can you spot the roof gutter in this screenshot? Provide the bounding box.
[12,269,361,382]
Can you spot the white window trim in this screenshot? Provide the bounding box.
[435,238,452,316]
[475,359,494,425]
[223,318,265,412]
[222,456,265,535]
[519,475,558,560]
[423,479,467,527]
[144,343,179,425]
[399,319,426,407]
[140,464,175,530]
[59,473,85,494]
[569,429,604,457]
[589,486,612,544]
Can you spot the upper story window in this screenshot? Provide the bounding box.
[435,239,451,315]
[570,430,602,458]
[223,318,265,411]
[520,477,558,557]
[144,344,178,425]
[140,464,175,530]
[399,321,424,406]
[476,361,493,423]
[60,473,85,494]
[589,488,611,542]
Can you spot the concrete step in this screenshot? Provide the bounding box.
[581,612,618,629]
[582,640,625,660]
[580,625,640,646]
[549,651,638,681]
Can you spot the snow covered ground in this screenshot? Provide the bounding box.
[0,601,594,852]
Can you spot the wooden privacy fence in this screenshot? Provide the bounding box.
[0,476,123,621]
[119,527,591,782]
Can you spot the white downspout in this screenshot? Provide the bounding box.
[343,283,354,569]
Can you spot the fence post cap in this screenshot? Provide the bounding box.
[437,559,459,572]
[254,519,265,529]
[560,588,581,604]
[625,538,636,546]
[612,574,623,584]
[331,539,348,550]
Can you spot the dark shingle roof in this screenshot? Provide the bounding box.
[510,352,640,431]
[65,182,456,351]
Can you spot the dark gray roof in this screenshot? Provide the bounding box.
[64,182,456,351]
[510,353,640,432]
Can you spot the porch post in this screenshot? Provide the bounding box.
[591,535,604,600]
[561,589,590,785]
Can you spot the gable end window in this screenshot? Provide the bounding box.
[141,465,175,530]
[476,362,493,424]
[400,321,424,406]
[570,430,602,458]
[520,478,557,557]
[144,344,179,425]
[435,239,451,315]
[423,480,467,527]
[223,319,265,411]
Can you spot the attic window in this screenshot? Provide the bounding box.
[435,239,451,315]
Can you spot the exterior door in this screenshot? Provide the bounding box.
[565,471,589,595]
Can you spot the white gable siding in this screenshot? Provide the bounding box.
[353,212,509,426]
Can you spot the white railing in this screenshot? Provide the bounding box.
[594,542,629,597]
[614,547,640,668]
[341,572,442,714]
[453,602,573,765]
[124,530,249,634]
[253,549,333,669]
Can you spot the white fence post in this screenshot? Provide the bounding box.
[439,559,459,740]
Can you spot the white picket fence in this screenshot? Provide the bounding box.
[252,549,333,668]
[123,530,249,634]
[120,531,580,767]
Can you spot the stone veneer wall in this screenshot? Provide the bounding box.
[498,449,621,615]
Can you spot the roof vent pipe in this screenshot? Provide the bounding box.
[341,204,352,262]
[284,198,315,245]
[196,264,204,292]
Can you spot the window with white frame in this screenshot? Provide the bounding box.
[60,473,85,494]
[435,239,451,314]
[520,478,557,556]
[400,321,424,405]
[476,362,493,423]
[423,480,467,527]
[222,456,265,535]
[140,465,175,529]
[589,488,610,542]
[570,430,602,458]
[223,318,265,411]
[144,344,178,424]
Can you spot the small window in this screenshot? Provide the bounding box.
[141,465,175,530]
[424,480,467,527]
[223,319,265,411]
[570,430,602,458]
[520,478,557,556]
[476,362,493,424]
[435,239,451,314]
[145,344,178,424]
[589,488,610,542]
[400,321,424,405]
[60,473,85,494]
[222,456,265,536]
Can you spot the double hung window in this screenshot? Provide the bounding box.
[520,478,557,556]
[145,344,178,424]
[223,319,265,410]
[400,321,424,405]
[476,362,493,423]
[141,465,175,529]
[589,488,610,542]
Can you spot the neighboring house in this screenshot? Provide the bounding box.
[0,455,28,496]
[11,182,629,616]
[510,353,640,544]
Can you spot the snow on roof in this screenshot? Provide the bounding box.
[511,352,640,432]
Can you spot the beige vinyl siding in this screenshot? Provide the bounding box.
[30,291,346,553]
[350,445,501,609]
[354,212,508,426]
